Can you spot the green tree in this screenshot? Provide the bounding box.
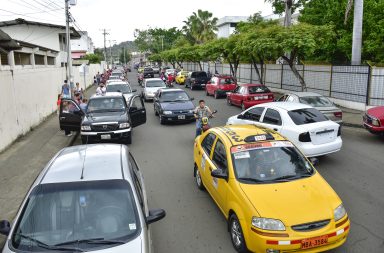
[299,0,384,63]
[265,0,308,14]
[83,53,102,64]
[119,48,131,64]
[134,27,183,54]
[183,10,218,44]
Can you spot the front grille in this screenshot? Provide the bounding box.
[172,110,191,115]
[292,219,330,232]
[91,124,119,132]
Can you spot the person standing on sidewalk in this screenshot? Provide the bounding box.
[61,80,70,99]
[96,72,101,85]
[75,82,84,100]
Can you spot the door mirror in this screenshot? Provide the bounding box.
[0,220,10,236]
[309,157,319,166]
[146,209,166,225]
[211,169,228,180]
[237,114,244,119]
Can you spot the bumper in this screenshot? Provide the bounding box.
[191,83,206,88]
[243,99,274,109]
[144,93,156,99]
[299,137,342,157]
[81,128,131,142]
[363,122,384,135]
[246,219,350,253]
[161,114,195,123]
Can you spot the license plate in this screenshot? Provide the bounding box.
[178,115,186,119]
[301,235,328,249]
[100,134,111,140]
[201,83,205,86]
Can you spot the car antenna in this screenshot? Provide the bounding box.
[80,141,88,180]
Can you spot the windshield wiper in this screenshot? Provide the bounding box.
[15,233,84,252]
[237,177,265,183]
[55,238,125,246]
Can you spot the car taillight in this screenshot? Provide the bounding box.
[334,111,343,118]
[247,96,252,101]
[299,132,311,142]
[337,126,341,136]
[269,95,274,99]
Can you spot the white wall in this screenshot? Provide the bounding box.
[0,63,103,152]
[218,24,230,38]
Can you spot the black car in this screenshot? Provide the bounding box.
[153,88,195,125]
[185,71,209,90]
[143,67,155,78]
[59,93,146,144]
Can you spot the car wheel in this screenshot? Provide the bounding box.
[159,115,165,125]
[194,166,205,190]
[229,214,248,253]
[154,105,158,116]
[241,102,245,111]
[227,98,232,106]
[214,91,219,99]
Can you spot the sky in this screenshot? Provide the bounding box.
[0,0,274,48]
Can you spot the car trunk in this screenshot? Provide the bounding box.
[247,93,274,101]
[306,121,339,145]
[317,107,342,122]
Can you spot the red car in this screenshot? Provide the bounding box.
[226,83,274,110]
[206,75,237,99]
[363,106,384,135]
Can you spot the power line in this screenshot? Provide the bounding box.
[0,8,64,23]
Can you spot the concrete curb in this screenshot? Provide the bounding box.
[342,122,364,129]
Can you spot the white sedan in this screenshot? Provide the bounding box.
[226,102,342,157]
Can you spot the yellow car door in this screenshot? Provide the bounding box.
[197,133,217,191]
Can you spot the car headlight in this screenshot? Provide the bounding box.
[252,217,286,231]
[163,111,172,115]
[119,123,130,129]
[334,204,346,221]
[372,118,380,126]
[189,110,194,113]
[81,125,91,131]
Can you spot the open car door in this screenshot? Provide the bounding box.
[59,98,83,131]
[129,95,146,127]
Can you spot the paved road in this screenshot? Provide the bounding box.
[75,72,384,253]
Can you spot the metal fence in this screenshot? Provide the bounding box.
[182,62,384,106]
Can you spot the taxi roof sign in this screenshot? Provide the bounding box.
[244,134,275,143]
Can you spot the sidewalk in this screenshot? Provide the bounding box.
[0,85,96,248]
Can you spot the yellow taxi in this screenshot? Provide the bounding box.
[138,66,144,73]
[193,125,350,253]
[175,71,189,85]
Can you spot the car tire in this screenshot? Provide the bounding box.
[214,91,219,99]
[241,102,245,111]
[227,98,232,106]
[154,106,159,116]
[194,165,205,190]
[159,115,165,125]
[229,214,248,253]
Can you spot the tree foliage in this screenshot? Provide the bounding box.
[265,0,308,14]
[182,9,218,45]
[134,27,182,54]
[83,53,102,64]
[119,48,132,64]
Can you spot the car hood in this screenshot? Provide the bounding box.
[145,87,164,93]
[367,106,384,119]
[239,174,341,226]
[160,101,194,111]
[123,93,134,101]
[83,111,128,124]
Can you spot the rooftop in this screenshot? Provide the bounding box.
[217,16,249,27]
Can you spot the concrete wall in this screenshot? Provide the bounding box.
[0,63,103,152]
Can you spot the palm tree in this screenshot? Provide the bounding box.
[183,10,218,44]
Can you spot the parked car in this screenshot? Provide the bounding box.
[227,83,274,110]
[59,93,146,144]
[106,81,137,102]
[363,106,384,135]
[185,71,210,90]
[206,74,237,99]
[152,66,160,74]
[143,67,154,78]
[0,144,166,253]
[153,88,195,124]
[175,71,189,85]
[277,92,343,124]
[164,69,176,78]
[142,78,166,101]
[227,102,342,157]
[193,125,349,253]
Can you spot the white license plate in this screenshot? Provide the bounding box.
[100,134,111,140]
[178,115,186,119]
[201,83,205,86]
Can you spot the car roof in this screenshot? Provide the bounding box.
[287,91,322,97]
[145,78,163,82]
[90,92,124,99]
[211,125,287,146]
[107,81,130,85]
[239,83,264,87]
[40,144,130,184]
[160,88,184,92]
[257,102,312,111]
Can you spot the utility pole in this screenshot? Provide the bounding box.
[284,0,293,27]
[108,39,116,67]
[65,0,72,98]
[100,29,109,67]
[159,35,164,51]
[123,47,126,64]
[351,0,364,65]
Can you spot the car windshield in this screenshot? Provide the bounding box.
[146,80,166,88]
[192,72,207,78]
[11,180,140,252]
[299,96,334,107]
[87,97,125,113]
[232,141,314,184]
[288,108,328,125]
[220,78,235,84]
[248,86,270,94]
[160,91,190,102]
[106,84,131,94]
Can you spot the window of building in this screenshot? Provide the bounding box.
[47,57,55,65]
[230,23,237,28]
[0,52,8,65]
[14,52,31,65]
[35,54,45,65]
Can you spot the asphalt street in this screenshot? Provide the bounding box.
[70,72,384,253]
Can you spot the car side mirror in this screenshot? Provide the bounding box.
[237,114,244,119]
[132,89,137,92]
[0,220,11,236]
[190,97,194,101]
[309,157,319,166]
[211,169,228,180]
[146,209,166,225]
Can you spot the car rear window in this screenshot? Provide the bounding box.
[288,108,328,125]
[192,72,207,78]
[248,86,270,94]
[299,96,334,107]
[144,68,153,71]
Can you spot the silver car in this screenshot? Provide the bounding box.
[277,92,343,124]
[142,78,166,101]
[0,144,165,253]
